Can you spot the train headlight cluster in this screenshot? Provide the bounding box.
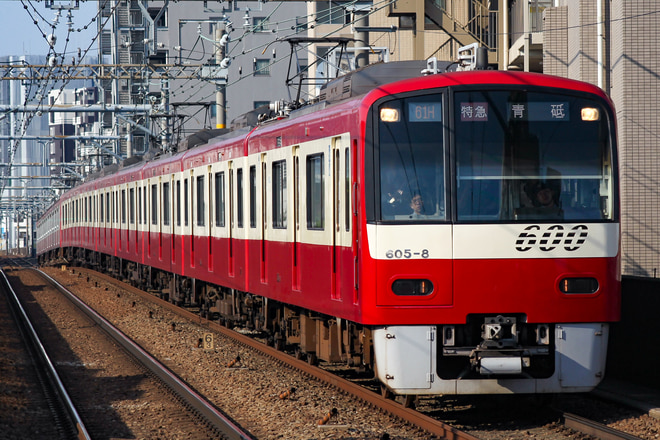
[391,279,433,296]
[581,107,600,121]
[559,277,599,294]
[380,108,400,122]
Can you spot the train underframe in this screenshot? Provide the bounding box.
[40,246,609,400]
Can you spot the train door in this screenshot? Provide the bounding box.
[171,174,178,271]
[192,167,210,271]
[147,179,154,260]
[299,139,334,297]
[136,184,142,261]
[260,154,267,282]
[161,175,171,265]
[93,190,99,252]
[105,190,110,250]
[210,161,229,277]
[112,188,117,256]
[292,147,301,290]
[120,186,125,253]
[331,135,352,301]
[228,161,235,277]
[141,182,148,263]
[231,159,248,286]
[191,170,196,269]
[130,183,137,256]
[206,165,213,272]
[246,152,266,288]
[181,171,193,271]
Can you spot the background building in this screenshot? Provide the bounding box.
[0,55,52,255]
[97,0,307,155]
[542,0,659,278]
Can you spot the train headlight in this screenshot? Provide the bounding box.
[559,277,599,294]
[581,107,600,121]
[380,108,400,123]
[391,279,433,296]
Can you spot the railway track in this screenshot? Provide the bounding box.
[36,269,254,440]
[561,411,644,440]
[3,264,254,440]
[0,267,90,440]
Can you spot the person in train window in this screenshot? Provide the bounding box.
[526,181,560,208]
[535,184,557,208]
[406,192,443,220]
[515,180,563,220]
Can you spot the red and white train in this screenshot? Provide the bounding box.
[37,62,620,397]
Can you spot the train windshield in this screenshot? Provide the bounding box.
[455,89,615,222]
[378,94,447,221]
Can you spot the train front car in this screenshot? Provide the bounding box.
[363,71,619,396]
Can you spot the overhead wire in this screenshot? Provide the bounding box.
[1,0,116,203]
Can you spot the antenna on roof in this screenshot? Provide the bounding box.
[457,43,489,71]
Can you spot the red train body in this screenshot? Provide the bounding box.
[38,68,620,396]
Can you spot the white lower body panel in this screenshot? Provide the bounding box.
[373,323,609,395]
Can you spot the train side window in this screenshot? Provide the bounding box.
[249,165,257,228]
[137,187,141,224]
[272,160,287,229]
[130,188,135,224]
[196,176,204,226]
[237,168,244,228]
[121,190,126,224]
[151,183,158,225]
[306,153,324,230]
[142,185,147,225]
[163,182,170,226]
[215,172,225,227]
[100,194,104,222]
[184,179,189,226]
[176,180,181,226]
[345,148,350,231]
[106,193,111,223]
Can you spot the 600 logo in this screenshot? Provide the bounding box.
[515,224,588,252]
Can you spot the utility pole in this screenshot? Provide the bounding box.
[215,23,228,129]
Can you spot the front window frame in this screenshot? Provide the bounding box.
[369,90,449,224]
[451,85,618,224]
[365,85,618,225]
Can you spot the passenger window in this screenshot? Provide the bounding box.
[151,184,158,225]
[306,154,324,230]
[249,166,257,228]
[184,179,189,226]
[215,172,225,227]
[196,176,205,226]
[163,182,170,226]
[272,160,287,229]
[237,168,244,228]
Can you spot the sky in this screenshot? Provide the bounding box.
[0,0,98,59]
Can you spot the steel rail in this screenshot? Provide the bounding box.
[34,269,255,440]
[563,412,643,440]
[72,267,481,440]
[0,268,91,440]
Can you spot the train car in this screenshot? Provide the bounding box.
[37,61,619,398]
